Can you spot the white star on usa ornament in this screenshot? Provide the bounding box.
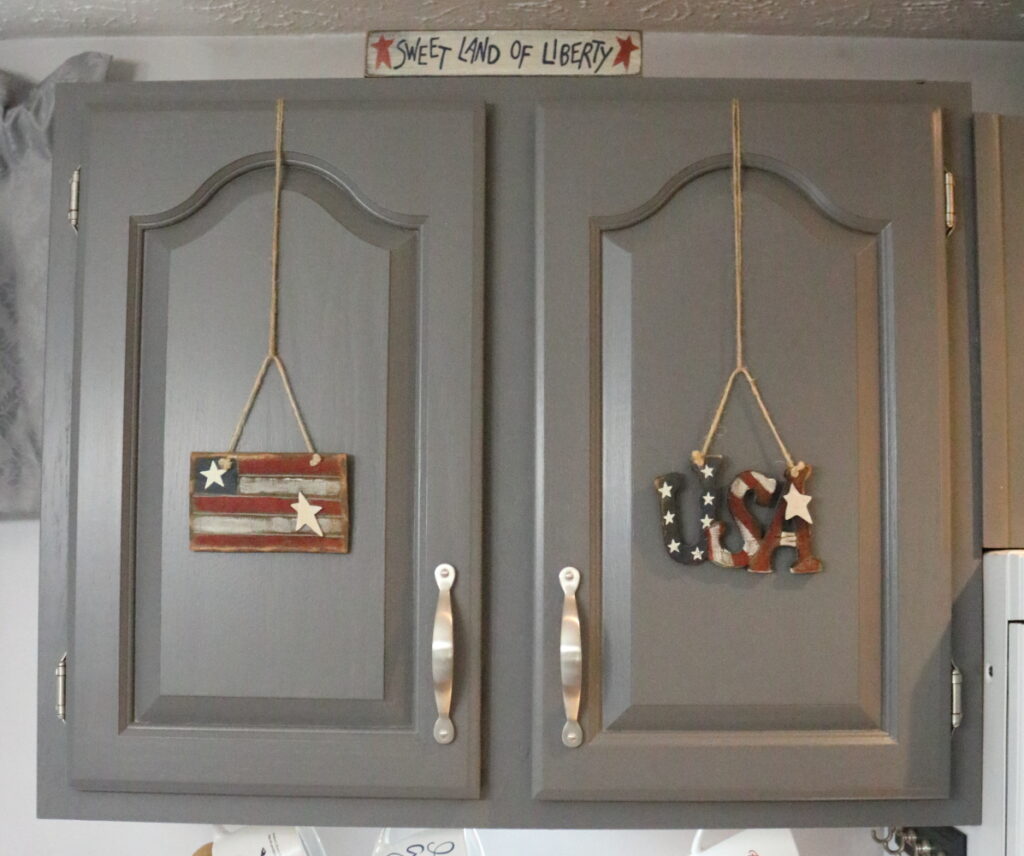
[663,510,676,525]
[691,546,704,561]
[700,515,714,529]
[702,492,714,506]
[658,482,673,499]
[291,491,325,537]
[199,459,228,489]
[700,464,714,479]
[668,539,681,554]
[783,483,813,524]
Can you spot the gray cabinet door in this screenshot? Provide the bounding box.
[62,91,483,797]
[535,98,957,801]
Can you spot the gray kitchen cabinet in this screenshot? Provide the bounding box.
[39,79,980,827]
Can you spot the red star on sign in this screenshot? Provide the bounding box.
[612,35,639,69]
[371,34,395,69]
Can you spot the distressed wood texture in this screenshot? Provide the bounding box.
[189,452,350,553]
[977,114,1024,548]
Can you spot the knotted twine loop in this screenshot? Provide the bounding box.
[691,100,805,479]
[222,99,321,468]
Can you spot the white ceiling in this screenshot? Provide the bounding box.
[0,0,1021,39]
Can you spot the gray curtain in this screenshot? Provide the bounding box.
[0,52,110,515]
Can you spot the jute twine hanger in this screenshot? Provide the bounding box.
[220,99,322,469]
[690,99,805,479]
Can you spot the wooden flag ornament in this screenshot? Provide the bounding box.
[189,100,351,554]
[653,100,822,575]
[190,453,349,552]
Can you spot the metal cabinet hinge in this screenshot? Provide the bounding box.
[55,653,67,723]
[67,167,81,231]
[950,660,962,732]
[944,169,956,235]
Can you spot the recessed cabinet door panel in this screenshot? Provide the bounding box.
[534,100,952,801]
[68,96,482,797]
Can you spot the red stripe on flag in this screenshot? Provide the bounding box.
[191,533,348,553]
[229,453,346,477]
[191,495,345,516]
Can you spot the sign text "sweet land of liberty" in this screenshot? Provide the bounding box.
[365,30,642,77]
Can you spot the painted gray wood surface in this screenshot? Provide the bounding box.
[58,94,484,797]
[535,98,953,801]
[978,114,1024,548]
[39,78,980,827]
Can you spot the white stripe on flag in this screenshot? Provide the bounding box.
[191,514,344,536]
[237,476,342,497]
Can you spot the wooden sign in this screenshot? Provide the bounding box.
[365,30,642,77]
[189,452,350,553]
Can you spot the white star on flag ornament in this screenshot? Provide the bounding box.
[663,510,676,525]
[291,491,325,537]
[700,464,715,479]
[700,515,714,529]
[668,539,681,554]
[199,459,228,488]
[658,482,673,499]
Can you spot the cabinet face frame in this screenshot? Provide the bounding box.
[38,78,980,828]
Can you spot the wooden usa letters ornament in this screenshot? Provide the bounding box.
[654,456,820,574]
[653,100,821,575]
[189,100,351,554]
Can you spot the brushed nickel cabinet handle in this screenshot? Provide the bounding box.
[559,566,583,748]
[432,563,456,744]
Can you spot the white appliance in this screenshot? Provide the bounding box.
[967,551,1024,853]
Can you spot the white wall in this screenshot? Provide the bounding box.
[5,28,1023,855]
